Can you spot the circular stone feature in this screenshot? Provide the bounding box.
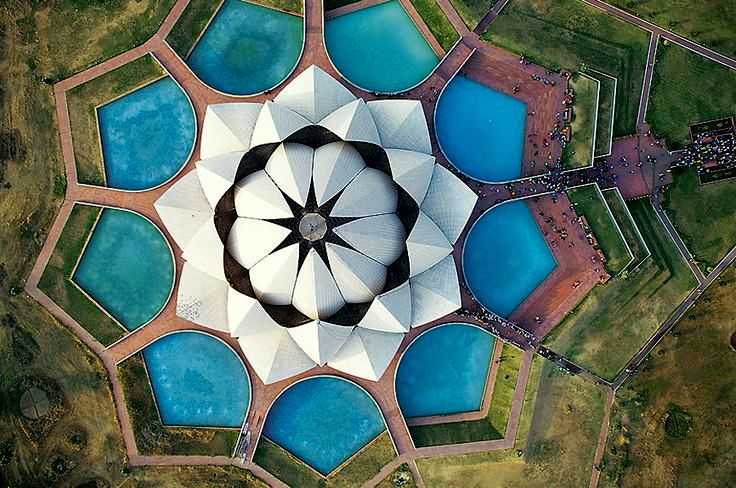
[299,213,327,242]
[19,387,50,420]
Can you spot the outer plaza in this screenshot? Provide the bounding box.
[3,0,736,486]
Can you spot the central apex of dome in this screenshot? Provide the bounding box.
[299,213,327,241]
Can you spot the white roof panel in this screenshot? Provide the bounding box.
[410,255,461,327]
[420,164,478,243]
[328,327,403,381]
[154,170,213,251]
[292,248,346,320]
[326,243,386,303]
[234,170,293,219]
[181,217,226,280]
[274,65,356,122]
[196,151,245,208]
[333,214,405,266]
[249,243,299,305]
[200,103,261,159]
[287,320,354,365]
[176,262,230,332]
[367,100,432,154]
[319,99,381,145]
[358,281,412,333]
[386,149,435,204]
[406,211,453,277]
[250,101,311,147]
[265,143,314,206]
[312,141,365,205]
[330,168,398,218]
[227,218,291,269]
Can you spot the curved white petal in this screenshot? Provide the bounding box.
[265,143,314,206]
[420,164,478,243]
[312,141,365,205]
[250,244,299,305]
[406,211,453,277]
[292,249,346,320]
[386,149,435,204]
[333,214,405,266]
[410,255,461,327]
[330,167,398,218]
[328,327,403,381]
[358,281,412,333]
[227,218,291,269]
[234,170,293,219]
[200,103,261,159]
[275,65,356,122]
[319,99,381,145]
[326,243,386,303]
[287,320,353,365]
[367,100,432,154]
[154,170,213,251]
[176,262,230,332]
[250,101,311,147]
[182,217,226,280]
[196,151,245,208]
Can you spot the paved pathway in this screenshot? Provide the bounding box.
[651,195,707,284]
[637,32,660,129]
[474,0,512,35]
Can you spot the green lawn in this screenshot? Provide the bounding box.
[647,40,736,149]
[37,204,125,346]
[418,358,606,488]
[607,0,736,59]
[663,167,736,271]
[409,0,460,52]
[586,69,617,156]
[601,264,736,488]
[376,463,417,488]
[602,188,649,268]
[118,353,239,456]
[544,199,696,380]
[563,73,598,169]
[449,0,496,30]
[482,0,650,137]
[568,184,632,275]
[254,433,396,487]
[67,55,164,186]
[408,343,523,446]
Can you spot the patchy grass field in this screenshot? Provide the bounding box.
[544,199,696,380]
[568,184,631,275]
[600,265,736,488]
[118,353,239,456]
[587,70,616,156]
[408,343,523,446]
[449,0,495,30]
[409,0,460,52]
[418,357,606,487]
[663,167,736,272]
[563,73,598,169]
[608,0,736,59]
[602,188,649,267]
[376,463,417,488]
[67,54,164,186]
[483,0,650,137]
[37,204,125,346]
[647,41,736,149]
[254,433,396,488]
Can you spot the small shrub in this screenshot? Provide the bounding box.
[663,404,692,439]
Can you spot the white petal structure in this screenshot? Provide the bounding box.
[275,65,356,122]
[334,214,406,266]
[249,244,299,305]
[234,170,292,219]
[386,149,435,204]
[330,168,398,218]
[229,288,316,383]
[250,101,311,147]
[367,100,432,154]
[292,249,346,320]
[156,65,478,384]
[320,99,381,145]
[329,327,404,381]
[287,320,353,365]
[410,255,462,327]
[227,218,290,269]
[312,141,365,205]
[420,164,478,243]
[406,211,453,277]
[155,171,213,251]
[196,151,246,208]
[265,143,314,206]
[326,243,386,303]
[200,103,261,159]
[177,262,230,332]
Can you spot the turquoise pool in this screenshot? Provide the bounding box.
[325,0,438,93]
[98,77,195,190]
[187,0,303,95]
[396,323,495,418]
[435,75,527,182]
[463,200,556,317]
[73,208,174,331]
[143,332,250,427]
[263,377,386,475]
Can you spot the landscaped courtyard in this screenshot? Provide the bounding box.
[2,0,736,487]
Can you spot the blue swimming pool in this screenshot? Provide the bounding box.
[73,208,174,330]
[98,77,195,190]
[187,0,303,95]
[325,0,438,93]
[463,200,556,317]
[435,75,527,182]
[396,323,495,418]
[263,377,386,475]
[143,332,250,427]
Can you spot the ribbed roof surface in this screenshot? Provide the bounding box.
[176,262,230,332]
[358,281,412,333]
[334,214,406,266]
[328,327,404,381]
[385,149,435,204]
[227,218,291,269]
[234,170,293,219]
[196,151,246,209]
[420,164,478,243]
[200,103,261,159]
[292,249,346,320]
[312,141,365,205]
[367,100,432,154]
[274,66,356,122]
[287,320,354,365]
[326,243,387,303]
[265,143,314,206]
[154,170,213,251]
[319,99,381,145]
[410,254,461,327]
[181,217,226,280]
[250,101,311,147]
[406,211,453,277]
[249,243,299,305]
[330,168,398,218]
